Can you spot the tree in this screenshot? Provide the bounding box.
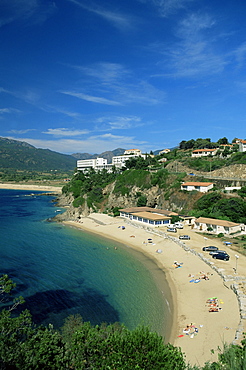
[137,194,147,207]
[69,322,186,369]
[238,186,246,198]
[217,137,229,145]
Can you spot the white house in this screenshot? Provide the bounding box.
[124,149,142,155]
[192,149,217,157]
[238,140,246,152]
[159,149,171,155]
[194,217,242,235]
[112,149,146,169]
[181,182,214,193]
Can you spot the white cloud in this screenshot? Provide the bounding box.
[7,135,147,154]
[74,62,130,84]
[0,108,12,114]
[43,128,89,137]
[234,42,246,68]
[0,0,56,27]
[0,107,21,115]
[96,115,143,130]
[8,129,36,134]
[67,0,134,31]
[139,0,194,17]
[153,12,227,78]
[60,91,122,106]
[68,62,165,105]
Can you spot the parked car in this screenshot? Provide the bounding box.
[167,228,177,233]
[212,252,230,261]
[175,223,183,229]
[166,224,177,228]
[209,250,227,256]
[179,235,190,240]
[202,246,218,252]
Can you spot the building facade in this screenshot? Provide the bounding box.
[181,182,214,192]
[77,149,146,172]
[192,149,217,157]
[119,207,178,227]
[194,217,242,235]
[238,140,246,152]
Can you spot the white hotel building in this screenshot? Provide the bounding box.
[77,149,146,172]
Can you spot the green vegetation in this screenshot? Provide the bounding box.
[191,192,246,224]
[180,152,246,172]
[1,274,246,369]
[238,186,246,198]
[113,169,151,196]
[63,168,118,209]
[0,169,73,185]
[0,137,76,172]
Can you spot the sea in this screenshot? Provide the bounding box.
[0,189,172,339]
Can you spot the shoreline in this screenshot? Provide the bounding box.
[0,183,62,193]
[0,184,244,366]
[62,214,242,367]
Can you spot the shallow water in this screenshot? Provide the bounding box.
[0,189,172,337]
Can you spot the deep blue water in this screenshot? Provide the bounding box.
[0,189,172,337]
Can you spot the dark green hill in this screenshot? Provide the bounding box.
[0,137,77,171]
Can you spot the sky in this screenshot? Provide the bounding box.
[1,0,246,155]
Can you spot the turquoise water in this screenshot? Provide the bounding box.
[0,189,172,338]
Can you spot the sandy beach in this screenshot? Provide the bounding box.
[1,183,245,366]
[63,214,245,367]
[0,183,62,193]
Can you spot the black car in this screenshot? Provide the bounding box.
[209,250,227,256]
[179,235,190,240]
[202,246,218,252]
[212,252,230,261]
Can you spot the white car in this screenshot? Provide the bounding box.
[175,223,183,229]
[166,224,177,228]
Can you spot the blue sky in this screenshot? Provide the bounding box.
[1,0,246,154]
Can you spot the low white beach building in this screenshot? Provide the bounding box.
[181,182,214,193]
[119,207,178,227]
[193,217,242,235]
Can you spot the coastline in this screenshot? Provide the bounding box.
[0,183,62,193]
[0,183,244,366]
[62,214,242,367]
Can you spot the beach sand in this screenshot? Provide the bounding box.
[63,214,244,367]
[0,183,62,193]
[1,183,244,366]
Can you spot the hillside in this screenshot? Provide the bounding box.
[0,137,76,172]
[71,148,125,162]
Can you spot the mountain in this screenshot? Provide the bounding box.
[71,148,125,163]
[0,137,77,171]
